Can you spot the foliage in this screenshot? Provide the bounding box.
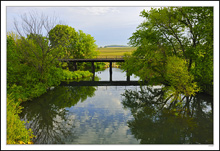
[62,70,93,80]
[7,12,99,144]
[164,56,199,100]
[49,25,98,59]
[123,7,213,95]
[94,62,106,70]
[7,34,60,101]
[14,34,61,81]
[13,12,64,80]
[7,31,94,144]
[7,94,35,144]
[122,44,168,85]
[49,25,99,70]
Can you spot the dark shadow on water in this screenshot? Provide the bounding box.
[121,86,213,144]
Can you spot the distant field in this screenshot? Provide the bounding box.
[96,47,136,58]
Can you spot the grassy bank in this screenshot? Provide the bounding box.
[7,69,93,144]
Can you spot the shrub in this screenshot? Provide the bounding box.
[62,70,93,80]
[7,94,35,144]
[164,56,200,101]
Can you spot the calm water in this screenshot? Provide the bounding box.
[20,68,213,144]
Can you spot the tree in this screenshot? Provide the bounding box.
[123,7,213,95]
[13,11,63,81]
[49,25,98,59]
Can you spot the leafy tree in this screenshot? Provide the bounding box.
[7,35,19,85]
[123,7,213,95]
[49,24,99,71]
[49,25,98,59]
[12,11,64,82]
[15,34,62,82]
[7,33,63,101]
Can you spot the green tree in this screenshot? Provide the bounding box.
[49,25,98,59]
[13,11,64,82]
[123,7,213,95]
[15,34,62,82]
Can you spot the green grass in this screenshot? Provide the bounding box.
[96,47,136,58]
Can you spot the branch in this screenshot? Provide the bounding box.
[168,23,185,53]
[155,16,185,54]
[158,25,177,55]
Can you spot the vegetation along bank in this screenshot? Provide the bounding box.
[6,13,102,144]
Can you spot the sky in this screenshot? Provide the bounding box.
[6,6,150,47]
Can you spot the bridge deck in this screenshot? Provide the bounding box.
[58,58,125,62]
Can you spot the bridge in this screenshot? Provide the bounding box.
[58,58,130,82]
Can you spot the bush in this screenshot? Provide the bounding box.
[62,70,93,80]
[7,94,35,144]
[164,56,199,101]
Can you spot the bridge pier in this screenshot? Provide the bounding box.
[110,62,112,81]
[73,62,77,71]
[91,62,95,81]
[127,75,130,81]
[68,62,77,71]
[126,69,130,82]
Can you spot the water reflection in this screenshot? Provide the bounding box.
[19,68,213,144]
[121,86,213,144]
[20,85,139,144]
[19,86,97,144]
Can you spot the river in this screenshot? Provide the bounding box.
[19,68,213,144]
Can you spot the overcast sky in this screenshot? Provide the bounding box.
[7,6,151,47]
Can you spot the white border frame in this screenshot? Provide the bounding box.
[1,1,219,150]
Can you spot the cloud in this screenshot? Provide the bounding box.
[85,7,120,15]
[6,7,149,46]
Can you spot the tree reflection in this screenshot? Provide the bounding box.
[19,86,97,144]
[122,86,213,144]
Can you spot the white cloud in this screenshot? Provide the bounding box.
[85,7,120,16]
[6,7,148,45]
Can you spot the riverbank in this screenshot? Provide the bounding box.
[7,69,94,144]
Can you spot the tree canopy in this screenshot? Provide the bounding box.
[123,7,213,95]
[49,25,98,59]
